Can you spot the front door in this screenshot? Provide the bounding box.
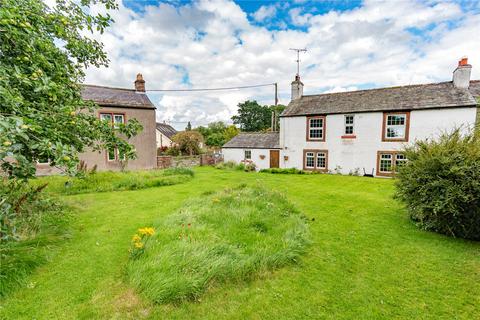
[269,150,279,168]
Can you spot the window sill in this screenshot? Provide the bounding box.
[382,138,408,142]
[376,171,395,177]
[341,135,356,139]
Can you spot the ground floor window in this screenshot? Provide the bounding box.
[107,148,125,162]
[37,154,50,164]
[244,150,251,160]
[303,149,328,172]
[376,151,407,176]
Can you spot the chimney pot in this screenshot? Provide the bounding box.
[291,75,304,101]
[134,73,146,92]
[459,57,469,66]
[452,56,472,89]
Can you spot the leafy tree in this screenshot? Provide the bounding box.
[0,0,142,179]
[196,125,209,138]
[171,131,204,156]
[205,132,225,147]
[231,100,270,132]
[185,121,192,131]
[231,101,286,132]
[195,121,229,148]
[223,125,239,142]
[207,121,227,133]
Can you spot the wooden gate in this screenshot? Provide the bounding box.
[269,150,279,168]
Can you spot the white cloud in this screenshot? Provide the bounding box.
[252,5,277,22]
[82,0,480,129]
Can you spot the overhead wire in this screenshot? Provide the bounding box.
[146,83,275,92]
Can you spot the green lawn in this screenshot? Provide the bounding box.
[1,167,479,319]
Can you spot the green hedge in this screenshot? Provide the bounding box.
[395,129,480,240]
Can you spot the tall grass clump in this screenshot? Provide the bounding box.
[0,179,70,297]
[35,167,194,195]
[395,128,480,240]
[127,185,310,304]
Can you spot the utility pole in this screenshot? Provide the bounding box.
[274,82,278,106]
[289,48,307,76]
[271,83,279,132]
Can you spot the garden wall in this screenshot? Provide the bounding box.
[157,154,222,169]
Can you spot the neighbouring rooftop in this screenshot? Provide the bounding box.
[156,122,178,139]
[223,132,280,149]
[81,84,155,109]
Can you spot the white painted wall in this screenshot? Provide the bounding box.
[156,130,173,148]
[222,148,276,170]
[280,107,477,176]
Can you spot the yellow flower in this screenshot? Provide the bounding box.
[212,198,220,203]
[134,242,144,249]
[138,227,155,236]
[132,234,141,242]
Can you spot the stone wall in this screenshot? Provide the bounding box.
[157,154,223,169]
[171,156,201,168]
[157,156,172,169]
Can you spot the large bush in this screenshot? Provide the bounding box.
[395,129,480,240]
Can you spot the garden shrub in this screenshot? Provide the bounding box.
[215,161,236,170]
[244,162,256,172]
[0,179,70,297]
[395,129,480,240]
[215,161,256,172]
[127,185,310,304]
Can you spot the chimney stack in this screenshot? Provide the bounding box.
[291,75,304,100]
[452,57,472,89]
[134,73,146,92]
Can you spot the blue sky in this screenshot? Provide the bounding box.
[85,0,480,129]
[123,0,364,31]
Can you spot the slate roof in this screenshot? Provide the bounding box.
[81,85,155,109]
[469,80,480,99]
[156,123,177,139]
[282,80,479,117]
[223,132,280,149]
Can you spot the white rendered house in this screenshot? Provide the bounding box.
[156,122,177,149]
[222,132,281,170]
[223,58,480,176]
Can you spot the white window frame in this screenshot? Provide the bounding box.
[244,150,251,160]
[307,116,325,141]
[379,153,393,173]
[395,153,407,171]
[316,152,327,169]
[100,113,112,122]
[107,148,116,162]
[305,152,315,169]
[100,112,125,128]
[37,157,50,165]
[114,114,125,129]
[304,150,328,171]
[377,151,407,176]
[344,115,354,135]
[384,113,408,140]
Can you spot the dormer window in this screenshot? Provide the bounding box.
[382,112,410,142]
[306,116,326,141]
